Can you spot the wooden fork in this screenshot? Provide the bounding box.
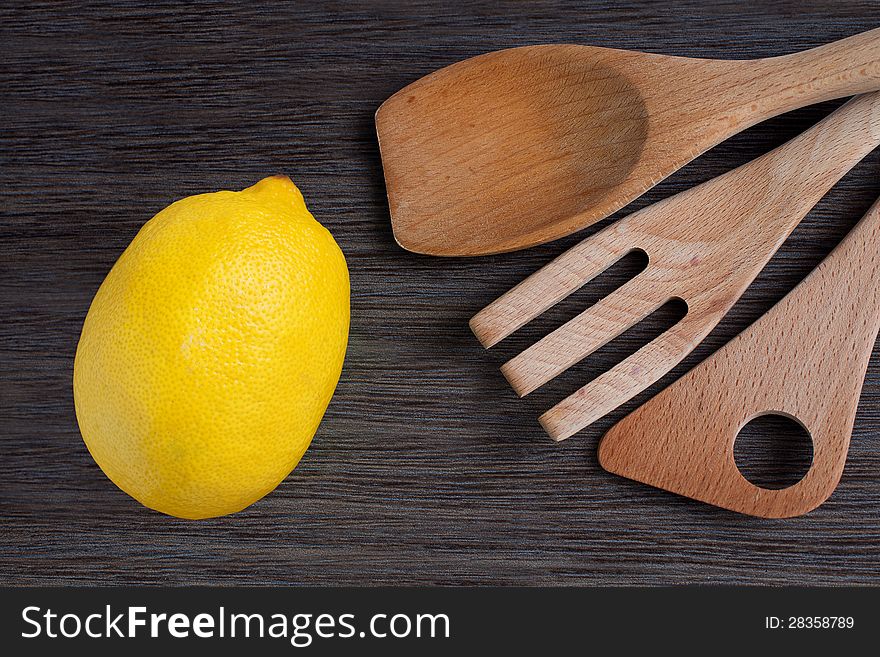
[470,92,880,442]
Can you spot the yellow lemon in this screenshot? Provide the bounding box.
[73,176,349,519]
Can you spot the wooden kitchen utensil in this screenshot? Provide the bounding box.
[470,91,880,442]
[597,195,880,518]
[376,29,880,256]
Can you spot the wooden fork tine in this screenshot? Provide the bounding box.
[500,273,665,396]
[469,234,633,348]
[539,313,706,441]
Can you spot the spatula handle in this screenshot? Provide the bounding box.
[753,28,880,115]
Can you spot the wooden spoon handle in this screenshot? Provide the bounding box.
[598,196,880,518]
[773,26,880,98]
[702,28,880,125]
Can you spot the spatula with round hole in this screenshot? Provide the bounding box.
[597,195,880,518]
[470,91,880,442]
[376,29,880,256]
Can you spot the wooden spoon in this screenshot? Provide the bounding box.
[598,197,880,518]
[376,29,880,256]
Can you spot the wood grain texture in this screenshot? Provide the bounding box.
[472,92,880,441]
[600,197,880,517]
[377,28,880,256]
[1,0,879,586]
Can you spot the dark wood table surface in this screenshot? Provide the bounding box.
[2,1,879,586]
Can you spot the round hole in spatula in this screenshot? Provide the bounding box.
[734,413,813,490]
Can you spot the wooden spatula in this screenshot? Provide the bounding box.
[470,91,880,442]
[598,195,880,518]
[377,29,880,256]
